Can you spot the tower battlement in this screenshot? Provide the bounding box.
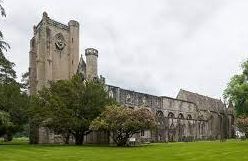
[85,48,98,57]
[33,12,79,34]
[68,20,79,27]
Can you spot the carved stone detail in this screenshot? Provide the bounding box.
[55,33,66,50]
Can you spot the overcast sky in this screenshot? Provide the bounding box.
[1,0,248,99]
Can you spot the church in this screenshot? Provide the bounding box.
[29,12,235,144]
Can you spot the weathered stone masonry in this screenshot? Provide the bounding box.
[105,85,235,142]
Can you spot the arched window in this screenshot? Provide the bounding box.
[168,112,175,130]
[178,113,184,119]
[156,111,164,125]
[219,115,223,131]
[126,94,131,103]
[156,111,164,117]
[187,114,192,120]
[209,115,214,135]
[108,90,114,98]
[168,112,175,118]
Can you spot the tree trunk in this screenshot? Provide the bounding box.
[63,134,70,144]
[74,131,84,145]
[116,139,128,146]
[29,121,39,144]
[3,133,13,142]
[113,132,130,146]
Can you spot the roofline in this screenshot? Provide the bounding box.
[106,84,198,107]
[178,89,224,103]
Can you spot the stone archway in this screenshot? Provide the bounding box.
[178,113,185,141]
[156,110,165,142]
[208,115,214,138]
[198,115,205,139]
[168,112,176,142]
[187,114,193,138]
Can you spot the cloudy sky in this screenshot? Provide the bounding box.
[1,0,248,99]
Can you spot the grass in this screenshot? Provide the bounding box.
[0,137,29,144]
[0,140,247,161]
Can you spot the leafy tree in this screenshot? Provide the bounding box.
[29,75,114,145]
[0,1,29,140]
[90,105,156,146]
[224,60,248,116]
[0,1,6,17]
[28,94,49,144]
[223,60,248,138]
[0,83,29,138]
[21,71,29,93]
[0,1,16,84]
[0,110,13,138]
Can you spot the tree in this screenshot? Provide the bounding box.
[0,83,29,138]
[224,60,248,138]
[0,1,16,84]
[224,60,248,116]
[21,71,29,93]
[29,75,114,145]
[0,1,6,17]
[90,105,156,146]
[0,110,13,139]
[0,1,29,140]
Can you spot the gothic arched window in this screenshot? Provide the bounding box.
[168,112,175,118]
[178,113,184,119]
[187,114,192,120]
[156,111,164,125]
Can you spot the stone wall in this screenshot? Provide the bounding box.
[106,85,235,142]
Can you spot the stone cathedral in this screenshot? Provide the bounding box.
[29,12,235,144]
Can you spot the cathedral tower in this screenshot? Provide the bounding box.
[29,12,79,95]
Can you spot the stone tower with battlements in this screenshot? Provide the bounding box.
[29,12,80,95]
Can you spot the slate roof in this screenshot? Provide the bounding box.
[176,89,225,113]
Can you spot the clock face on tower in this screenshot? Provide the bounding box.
[55,33,66,50]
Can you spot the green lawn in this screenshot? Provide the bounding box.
[0,140,247,161]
